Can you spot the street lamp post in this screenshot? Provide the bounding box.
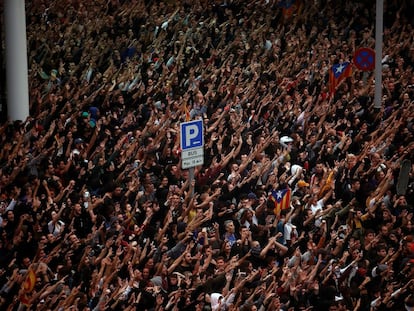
[374,0,384,109]
[4,0,30,122]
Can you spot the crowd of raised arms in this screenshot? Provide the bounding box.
[0,0,414,310]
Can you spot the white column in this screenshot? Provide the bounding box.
[4,0,30,122]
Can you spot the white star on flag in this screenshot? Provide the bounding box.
[276,191,283,199]
[335,63,345,74]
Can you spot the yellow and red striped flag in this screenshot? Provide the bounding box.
[23,267,36,293]
[20,267,37,305]
[183,102,191,121]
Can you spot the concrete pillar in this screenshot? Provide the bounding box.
[4,0,30,122]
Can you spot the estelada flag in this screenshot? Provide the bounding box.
[279,0,301,18]
[329,62,352,95]
[269,188,291,216]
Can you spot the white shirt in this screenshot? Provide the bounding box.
[48,220,65,237]
[310,199,324,227]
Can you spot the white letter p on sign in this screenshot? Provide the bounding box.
[185,124,199,148]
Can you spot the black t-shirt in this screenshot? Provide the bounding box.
[73,208,93,239]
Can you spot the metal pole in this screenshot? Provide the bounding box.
[188,167,195,198]
[4,0,30,121]
[374,0,383,109]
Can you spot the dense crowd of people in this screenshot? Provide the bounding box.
[1,0,414,310]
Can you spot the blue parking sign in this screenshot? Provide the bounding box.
[180,120,203,150]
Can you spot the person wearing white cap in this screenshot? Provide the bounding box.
[209,289,236,311]
[279,136,294,149]
[210,293,224,311]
